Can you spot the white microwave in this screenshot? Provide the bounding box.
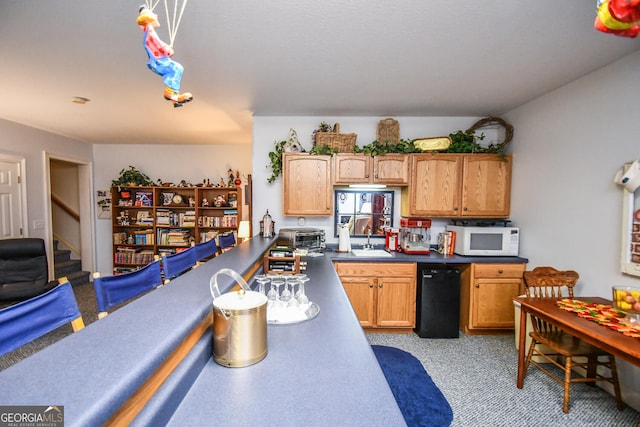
[446,225,519,256]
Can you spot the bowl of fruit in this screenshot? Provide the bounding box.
[612,286,640,323]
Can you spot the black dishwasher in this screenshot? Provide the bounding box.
[415,266,461,338]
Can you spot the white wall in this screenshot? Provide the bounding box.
[0,119,93,242]
[251,116,482,246]
[505,49,640,410]
[92,144,251,275]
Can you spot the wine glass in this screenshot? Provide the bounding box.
[253,274,270,295]
[293,274,309,300]
[297,278,310,306]
[285,278,300,310]
[294,274,310,305]
[271,277,285,301]
[280,275,292,303]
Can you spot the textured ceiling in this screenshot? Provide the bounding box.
[0,1,638,146]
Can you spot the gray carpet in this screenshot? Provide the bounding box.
[367,333,640,427]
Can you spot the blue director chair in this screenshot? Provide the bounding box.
[93,260,163,318]
[0,278,84,357]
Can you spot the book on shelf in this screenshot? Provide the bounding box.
[114,246,155,264]
[157,228,192,246]
[136,210,154,225]
[200,231,219,243]
[133,228,154,245]
[437,231,456,255]
[156,209,170,225]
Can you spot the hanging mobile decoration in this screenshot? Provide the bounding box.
[594,0,640,38]
[137,1,193,107]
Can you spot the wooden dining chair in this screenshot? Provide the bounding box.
[161,246,198,283]
[93,260,163,318]
[522,266,623,413]
[0,277,84,357]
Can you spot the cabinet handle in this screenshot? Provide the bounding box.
[463,207,468,211]
[379,283,383,288]
[475,284,480,288]
[498,269,504,274]
[365,174,369,178]
[374,174,378,179]
[369,283,374,288]
[453,207,458,211]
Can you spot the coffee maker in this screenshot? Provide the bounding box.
[399,218,432,254]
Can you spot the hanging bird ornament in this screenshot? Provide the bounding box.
[137,1,193,107]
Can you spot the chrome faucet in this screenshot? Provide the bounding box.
[363,231,374,250]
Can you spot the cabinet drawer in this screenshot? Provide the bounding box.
[474,263,524,279]
[334,262,416,277]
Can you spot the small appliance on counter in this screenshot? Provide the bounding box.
[260,210,275,238]
[384,226,401,252]
[337,223,351,252]
[446,219,519,256]
[276,228,326,252]
[399,218,431,254]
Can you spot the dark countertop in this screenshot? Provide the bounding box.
[325,244,528,264]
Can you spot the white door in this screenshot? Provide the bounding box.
[0,160,23,238]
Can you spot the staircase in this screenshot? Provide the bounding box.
[53,241,91,287]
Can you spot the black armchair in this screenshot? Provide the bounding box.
[0,238,57,302]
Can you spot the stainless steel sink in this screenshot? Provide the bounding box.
[350,249,392,257]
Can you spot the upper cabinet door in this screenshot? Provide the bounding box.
[333,154,409,185]
[461,155,511,217]
[403,154,462,217]
[283,154,333,215]
[333,154,371,185]
[373,154,409,185]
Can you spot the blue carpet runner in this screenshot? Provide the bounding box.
[372,345,453,427]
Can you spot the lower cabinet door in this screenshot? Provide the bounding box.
[471,278,522,328]
[376,276,416,328]
[342,276,376,328]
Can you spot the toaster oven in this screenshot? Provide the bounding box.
[276,228,326,252]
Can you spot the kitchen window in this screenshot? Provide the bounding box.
[334,190,393,238]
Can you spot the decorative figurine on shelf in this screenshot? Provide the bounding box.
[228,169,235,187]
[214,195,226,207]
[202,198,209,207]
[118,211,130,226]
[218,178,225,187]
[136,5,193,107]
[284,128,303,152]
[188,197,196,207]
[234,171,242,186]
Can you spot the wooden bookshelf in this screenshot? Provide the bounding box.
[111,185,244,273]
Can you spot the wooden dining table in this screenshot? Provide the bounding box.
[515,296,640,388]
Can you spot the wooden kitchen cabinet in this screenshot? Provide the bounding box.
[282,153,332,215]
[460,262,525,334]
[401,153,512,218]
[334,262,416,332]
[333,153,409,185]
